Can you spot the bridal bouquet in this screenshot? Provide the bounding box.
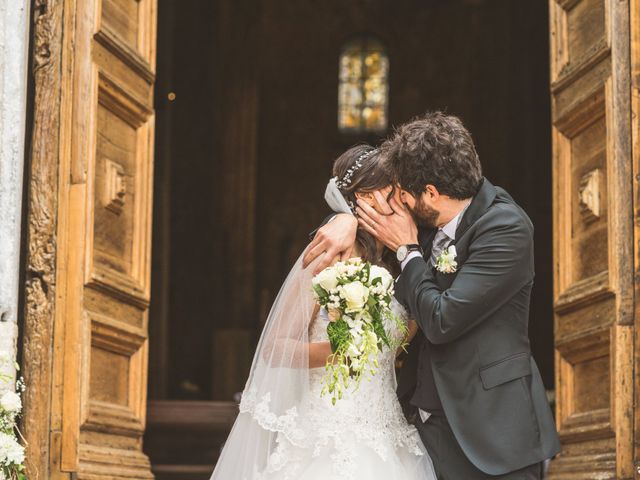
[312,258,405,405]
[0,358,26,480]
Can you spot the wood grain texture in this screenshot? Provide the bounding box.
[21,1,65,479]
[22,0,157,477]
[631,0,640,473]
[549,0,634,477]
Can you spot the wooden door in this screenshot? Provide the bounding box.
[549,0,634,478]
[50,0,157,477]
[633,0,640,476]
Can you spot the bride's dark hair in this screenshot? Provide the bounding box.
[332,145,399,276]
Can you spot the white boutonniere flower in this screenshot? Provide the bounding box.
[435,245,458,273]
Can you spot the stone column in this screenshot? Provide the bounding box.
[0,0,31,391]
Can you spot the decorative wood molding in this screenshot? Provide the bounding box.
[554,0,582,11]
[548,450,615,477]
[78,443,153,479]
[85,400,145,435]
[94,26,155,84]
[103,158,127,215]
[555,323,609,358]
[83,72,154,306]
[556,326,611,443]
[554,270,613,314]
[554,85,606,138]
[90,310,147,355]
[558,415,613,443]
[551,40,610,94]
[578,168,601,222]
[98,71,153,127]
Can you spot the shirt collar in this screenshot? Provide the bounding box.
[440,201,471,240]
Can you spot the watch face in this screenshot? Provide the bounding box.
[396,245,408,262]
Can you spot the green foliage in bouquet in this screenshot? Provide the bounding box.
[312,258,408,405]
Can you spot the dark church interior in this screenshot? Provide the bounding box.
[144,0,552,477]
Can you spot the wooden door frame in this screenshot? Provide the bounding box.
[632,0,640,475]
[22,0,69,477]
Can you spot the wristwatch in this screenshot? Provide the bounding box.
[396,244,423,263]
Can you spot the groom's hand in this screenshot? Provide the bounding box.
[303,213,358,274]
[356,191,418,251]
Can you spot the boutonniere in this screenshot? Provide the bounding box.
[435,245,458,273]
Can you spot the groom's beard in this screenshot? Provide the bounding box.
[407,198,439,229]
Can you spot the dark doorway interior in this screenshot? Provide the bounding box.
[145,1,552,477]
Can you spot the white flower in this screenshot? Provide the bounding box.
[435,245,458,273]
[312,267,339,292]
[0,432,25,465]
[345,264,361,277]
[369,265,394,290]
[345,315,362,330]
[0,391,21,414]
[335,262,348,275]
[341,281,369,312]
[346,344,362,359]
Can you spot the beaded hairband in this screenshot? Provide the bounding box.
[334,148,378,190]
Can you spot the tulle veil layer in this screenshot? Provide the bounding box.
[210,253,316,479]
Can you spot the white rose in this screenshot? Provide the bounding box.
[369,265,394,290]
[312,267,339,292]
[0,391,21,414]
[341,281,369,312]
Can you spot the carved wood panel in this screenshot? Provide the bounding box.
[50,0,157,478]
[550,0,633,478]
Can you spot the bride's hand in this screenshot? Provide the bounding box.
[303,214,358,274]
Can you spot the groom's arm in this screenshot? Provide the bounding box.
[395,206,533,345]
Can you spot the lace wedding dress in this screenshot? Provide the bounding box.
[210,255,435,480]
[241,300,434,480]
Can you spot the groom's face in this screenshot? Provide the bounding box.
[399,187,440,229]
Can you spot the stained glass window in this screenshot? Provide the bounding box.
[338,38,389,133]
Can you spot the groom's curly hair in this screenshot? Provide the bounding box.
[384,112,483,200]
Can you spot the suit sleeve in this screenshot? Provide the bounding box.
[395,207,533,344]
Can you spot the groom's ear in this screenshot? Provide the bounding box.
[425,184,440,201]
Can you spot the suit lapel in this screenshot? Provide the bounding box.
[453,177,497,243]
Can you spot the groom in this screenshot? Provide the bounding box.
[304,112,560,479]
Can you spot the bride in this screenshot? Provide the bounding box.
[210,145,436,480]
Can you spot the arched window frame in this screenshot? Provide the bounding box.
[338,37,389,134]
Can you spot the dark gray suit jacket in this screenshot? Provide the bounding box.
[395,178,561,475]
